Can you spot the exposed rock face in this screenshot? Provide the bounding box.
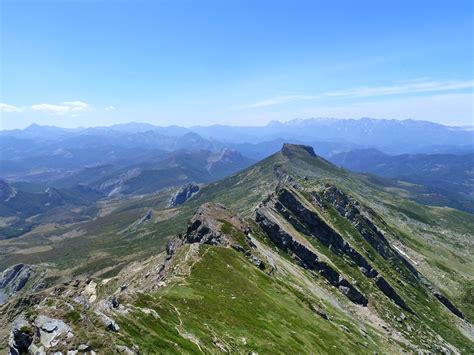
[0,264,33,302]
[315,184,419,278]
[255,206,368,306]
[275,187,378,278]
[162,203,264,281]
[281,143,316,157]
[166,236,185,258]
[45,187,66,205]
[9,315,74,354]
[184,203,250,246]
[168,183,199,207]
[0,180,16,202]
[432,290,464,319]
[273,165,303,189]
[316,184,465,318]
[95,168,142,197]
[34,315,73,348]
[8,318,33,355]
[94,310,120,332]
[257,186,415,312]
[138,209,153,224]
[375,276,412,313]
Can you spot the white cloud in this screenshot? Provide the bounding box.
[325,79,474,98]
[235,95,320,109]
[237,79,474,109]
[105,105,116,111]
[0,103,22,112]
[31,101,91,115]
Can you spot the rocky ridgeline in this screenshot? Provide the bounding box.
[314,183,464,319]
[165,203,265,273]
[184,203,249,244]
[256,185,416,313]
[255,206,368,305]
[314,184,420,278]
[167,183,199,207]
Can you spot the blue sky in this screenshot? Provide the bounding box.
[1,0,473,129]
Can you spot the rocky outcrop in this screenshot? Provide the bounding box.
[166,236,185,258]
[314,184,419,278]
[167,183,199,207]
[375,276,413,313]
[9,315,74,354]
[432,290,464,319]
[94,310,120,332]
[122,209,154,233]
[261,186,414,312]
[0,264,33,303]
[183,203,250,246]
[275,188,378,278]
[8,318,33,355]
[34,315,74,348]
[316,184,465,318]
[0,180,16,202]
[161,203,265,282]
[255,207,368,306]
[138,209,153,224]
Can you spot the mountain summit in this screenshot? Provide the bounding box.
[281,143,317,157]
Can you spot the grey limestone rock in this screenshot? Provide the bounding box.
[168,183,199,207]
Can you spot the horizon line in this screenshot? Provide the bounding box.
[2,116,472,132]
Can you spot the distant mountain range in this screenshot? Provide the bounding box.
[1,118,472,215]
[2,117,473,155]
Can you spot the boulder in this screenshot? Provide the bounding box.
[33,315,73,348]
[94,310,120,332]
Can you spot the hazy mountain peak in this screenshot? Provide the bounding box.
[0,180,16,202]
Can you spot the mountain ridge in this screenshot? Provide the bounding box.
[2,118,472,154]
